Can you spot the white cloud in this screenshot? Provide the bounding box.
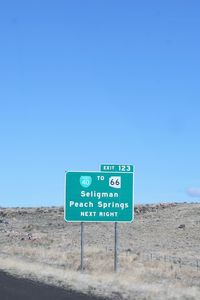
[186,187,200,197]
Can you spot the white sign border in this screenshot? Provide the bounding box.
[64,171,134,223]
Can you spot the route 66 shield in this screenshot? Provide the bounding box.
[109,176,121,189]
[80,176,92,188]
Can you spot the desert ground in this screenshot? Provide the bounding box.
[0,203,200,299]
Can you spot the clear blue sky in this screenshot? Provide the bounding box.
[1,0,200,207]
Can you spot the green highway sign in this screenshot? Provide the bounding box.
[64,171,134,222]
[100,164,134,173]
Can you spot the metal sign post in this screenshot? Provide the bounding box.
[114,222,118,272]
[80,222,84,272]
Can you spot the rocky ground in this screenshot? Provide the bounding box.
[0,203,200,299]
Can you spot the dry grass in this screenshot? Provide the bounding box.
[0,252,200,300]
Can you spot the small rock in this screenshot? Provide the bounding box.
[178,224,185,229]
[125,248,132,253]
